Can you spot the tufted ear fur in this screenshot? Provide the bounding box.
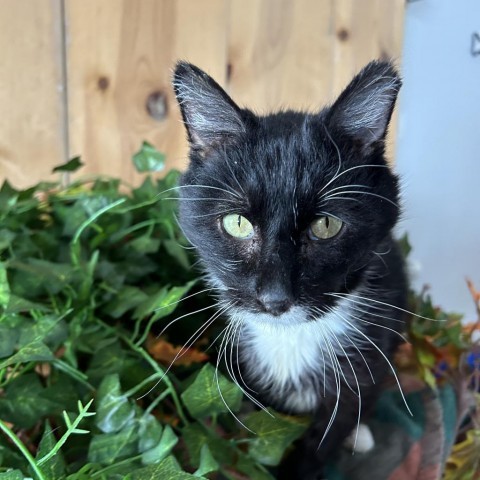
[173,61,245,152]
[326,61,401,152]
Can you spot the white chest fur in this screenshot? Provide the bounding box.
[236,300,357,414]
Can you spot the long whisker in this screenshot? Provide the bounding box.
[327,292,443,322]
[215,319,255,433]
[315,323,341,448]
[224,320,272,415]
[335,310,413,416]
[322,190,399,208]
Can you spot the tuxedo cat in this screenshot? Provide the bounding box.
[173,60,407,479]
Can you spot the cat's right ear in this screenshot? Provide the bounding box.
[173,62,245,152]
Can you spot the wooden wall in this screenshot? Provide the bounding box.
[0,0,405,189]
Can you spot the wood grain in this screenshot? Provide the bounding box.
[228,0,334,111]
[65,0,228,182]
[0,0,65,188]
[0,0,405,187]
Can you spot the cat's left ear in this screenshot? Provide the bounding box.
[326,61,401,152]
[173,61,245,152]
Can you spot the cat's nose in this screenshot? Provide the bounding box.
[257,288,292,316]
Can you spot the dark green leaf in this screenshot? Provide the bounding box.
[0,341,53,370]
[133,282,194,321]
[0,374,58,428]
[52,156,84,173]
[181,364,243,419]
[244,409,309,466]
[132,142,165,173]
[36,421,67,478]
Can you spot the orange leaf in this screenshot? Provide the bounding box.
[146,335,209,367]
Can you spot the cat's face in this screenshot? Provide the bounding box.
[173,61,401,327]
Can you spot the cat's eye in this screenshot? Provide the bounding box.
[222,214,254,239]
[309,216,343,240]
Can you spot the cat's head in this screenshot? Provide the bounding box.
[172,61,401,327]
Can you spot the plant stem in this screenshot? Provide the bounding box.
[0,419,46,480]
[98,320,189,425]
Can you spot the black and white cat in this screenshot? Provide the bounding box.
[173,60,408,478]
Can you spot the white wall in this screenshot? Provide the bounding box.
[396,0,480,320]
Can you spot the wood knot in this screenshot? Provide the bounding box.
[146,91,168,121]
[97,76,110,91]
[337,28,350,42]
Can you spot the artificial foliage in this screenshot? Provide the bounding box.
[0,143,478,479]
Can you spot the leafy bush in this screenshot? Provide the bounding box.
[0,146,308,479]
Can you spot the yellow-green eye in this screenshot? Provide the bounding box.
[222,214,254,239]
[309,216,343,240]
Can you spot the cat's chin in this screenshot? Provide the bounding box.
[228,305,311,328]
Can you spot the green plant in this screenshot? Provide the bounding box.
[0,144,308,479]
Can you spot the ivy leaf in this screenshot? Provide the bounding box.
[95,374,135,433]
[141,424,178,465]
[126,455,203,480]
[88,424,138,464]
[36,421,67,478]
[0,341,53,370]
[244,409,310,466]
[137,414,163,453]
[52,156,84,173]
[181,364,243,419]
[133,282,194,321]
[194,445,219,477]
[0,374,58,428]
[182,423,235,468]
[132,142,165,173]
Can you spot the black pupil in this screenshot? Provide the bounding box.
[325,216,330,229]
[237,216,241,228]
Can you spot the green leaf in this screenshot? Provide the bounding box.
[0,262,10,308]
[106,286,149,319]
[194,444,219,477]
[126,455,202,480]
[182,423,234,468]
[52,156,84,173]
[88,424,138,465]
[36,421,67,479]
[137,414,163,453]
[0,374,58,428]
[141,424,178,465]
[181,364,243,419]
[134,282,194,321]
[0,471,24,480]
[244,409,309,466]
[95,374,135,433]
[0,341,53,370]
[132,142,165,173]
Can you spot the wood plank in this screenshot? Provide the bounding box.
[0,0,65,188]
[228,0,334,111]
[65,0,228,182]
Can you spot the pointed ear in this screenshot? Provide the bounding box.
[173,61,245,151]
[326,61,401,151]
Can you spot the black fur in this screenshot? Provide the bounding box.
[173,60,407,479]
